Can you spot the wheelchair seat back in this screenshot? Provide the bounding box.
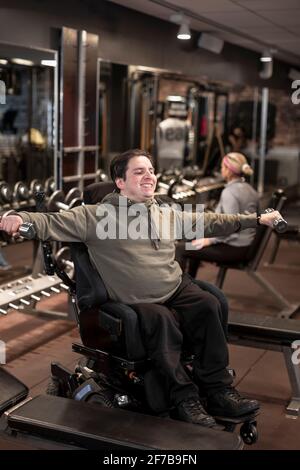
[83,181,115,204]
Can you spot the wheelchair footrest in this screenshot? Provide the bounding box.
[7,395,243,450]
[72,342,148,372]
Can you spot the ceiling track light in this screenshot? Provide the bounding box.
[260,48,277,62]
[170,12,191,40]
[260,56,272,63]
[177,22,191,40]
[259,49,274,79]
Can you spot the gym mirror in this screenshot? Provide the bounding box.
[0,42,57,279]
[97,59,229,174]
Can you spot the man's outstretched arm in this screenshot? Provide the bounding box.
[0,206,88,242]
[177,209,285,240]
[202,210,283,238]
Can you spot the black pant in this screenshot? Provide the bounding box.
[176,241,250,277]
[193,279,228,339]
[130,275,232,406]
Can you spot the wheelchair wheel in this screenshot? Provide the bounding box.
[240,422,258,445]
[46,376,63,397]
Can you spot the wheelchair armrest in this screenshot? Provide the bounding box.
[102,301,146,359]
[98,309,122,336]
[79,300,146,360]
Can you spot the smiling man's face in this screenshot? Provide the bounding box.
[115,156,157,202]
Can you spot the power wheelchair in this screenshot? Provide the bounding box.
[47,242,230,415]
[29,185,257,445]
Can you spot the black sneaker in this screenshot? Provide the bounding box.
[172,398,221,429]
[207,387,260,418]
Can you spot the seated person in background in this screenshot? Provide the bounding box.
[176,152,259,277]
[0,149,280,429]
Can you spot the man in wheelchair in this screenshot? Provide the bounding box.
[0,149,282,430]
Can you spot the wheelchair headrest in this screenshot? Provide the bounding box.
[70,243,108,310]
[83,182,115,204]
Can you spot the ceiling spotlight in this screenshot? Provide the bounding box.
[260,49,272,62]
[177,22,191,40]
[170,12,191,40]
[259,49,273,79]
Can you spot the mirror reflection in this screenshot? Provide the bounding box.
[98,59,300,196]
[0,43,56,279]
[97,60,230,178]
[0,43,56,186]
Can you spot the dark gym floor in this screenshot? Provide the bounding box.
[1,212,300,450]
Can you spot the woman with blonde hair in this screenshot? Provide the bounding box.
[176,152,259,277]
[221,152,253,177]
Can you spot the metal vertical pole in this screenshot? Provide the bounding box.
[128,74,136,149]
[77,30,86,192]
[151,74,159,170]
[250,87,259,187]
[258,87,269,195]
[54,50,60,190]
[95,58,100,174]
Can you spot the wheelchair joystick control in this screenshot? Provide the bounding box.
[264,208,288,234]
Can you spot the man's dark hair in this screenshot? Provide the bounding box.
[110,149,154,185]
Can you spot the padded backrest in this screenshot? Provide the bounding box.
[246,189,286,270]
[83,181,115,204]
[72,182,115,310]
[70,243,108,310]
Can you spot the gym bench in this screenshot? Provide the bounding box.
[228,311,300,416]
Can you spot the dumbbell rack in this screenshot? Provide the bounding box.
[0,273,71,318]
[155,172,225,206]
